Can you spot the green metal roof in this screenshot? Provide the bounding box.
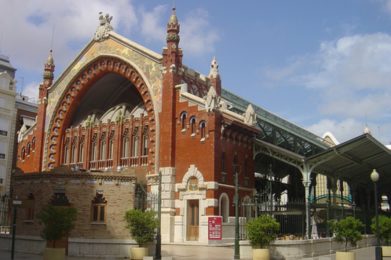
[221,89,328,156]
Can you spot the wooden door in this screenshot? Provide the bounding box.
[186,200,199,241]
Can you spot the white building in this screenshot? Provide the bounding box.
[0,55,16,196]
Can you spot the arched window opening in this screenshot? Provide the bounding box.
[31,137,35,151]
[90,134,98,162]
[21,147,25,160]
[63,137,70,165]
[132,127,139,157]
[142,126,148,156]
[71,138,77,163]
[26,143,31,155]
[78,136,85,163]
[108,134,114,160]
[99,133,107,160]
[190,117,196,136]
[200,121,206,140]
[180,111,187,131]
[219,193,229,223]
[122,129,129,158]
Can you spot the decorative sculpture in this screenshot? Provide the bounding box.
[94,12,113,41]
[204,86,219,112]
[243,104,256,126]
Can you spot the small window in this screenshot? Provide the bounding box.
[78,137,84,163]
[132,128,139,157]
[200,121,206,140]
[0,130,7,136]
[0,153,5,159]
[91,192,107,223]
[26,143,31,155]
[31,137,35,150]
[190,117,196,136]
[21,148,25,160]
[142,126,148,156]
[180,112,187,131]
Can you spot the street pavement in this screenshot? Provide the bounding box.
[1,245,390,259]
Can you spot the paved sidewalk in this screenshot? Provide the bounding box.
[1,245,390,260]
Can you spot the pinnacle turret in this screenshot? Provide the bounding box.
[43,50,55,81]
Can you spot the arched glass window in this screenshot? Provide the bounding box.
[180,111,187,131]
[78,136,85,163]
[190,117,196,135]
[108,136,114,160]
[132,127,139,157]
[200,121,206,140]
[100,133,106,160]
[122,129,129,158]
[31,137,35,151]
[63,137,70,164]
[142,126,148,156]
[90,134,98,161]
[21,147,25,160]
[26,143,31,155]
[71,138,77,163]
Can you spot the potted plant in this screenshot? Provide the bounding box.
[371,215,391,256]
[125,209,158,260]
[329,216,364,260]
[37,204,77,260]
[246,214,280,260]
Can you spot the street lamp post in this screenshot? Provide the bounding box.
[234,165,240,260]
[370,169,382,260]
[11,197,22,260]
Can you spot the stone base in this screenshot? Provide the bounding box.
[43,247,65,260]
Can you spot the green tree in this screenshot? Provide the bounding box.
[329,216,364,252]
[37,205,77,248]
[246,215,280,249]
[371,215,391,245]
[125,209,158,247]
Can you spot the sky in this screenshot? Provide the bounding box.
[1,0,391,145]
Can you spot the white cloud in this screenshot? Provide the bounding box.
[262,33,391,118]
[139,5,166,43]
[307,118,391,144]
[0,0,137,72]
[181,9,219,56]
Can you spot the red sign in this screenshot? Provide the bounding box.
[208,216,222,240]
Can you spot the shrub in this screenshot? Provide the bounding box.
[37,205,77,248]
[371,215,391,246]
[246,215,280,249]
[125,209,158,247]
[329,216,364,252]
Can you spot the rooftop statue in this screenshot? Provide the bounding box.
[244,104,256,126]
[204,86,219,113]
[94,12,113,41]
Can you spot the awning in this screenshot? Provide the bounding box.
[306,134,391,189]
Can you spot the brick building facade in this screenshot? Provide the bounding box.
[13,9,306,254]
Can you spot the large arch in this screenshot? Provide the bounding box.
[46,56,156,170]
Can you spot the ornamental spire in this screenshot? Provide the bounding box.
[43,50,55,81]
[209,56,219,78]
[166,7,180,46]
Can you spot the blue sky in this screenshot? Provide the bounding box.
[1,0,391,145]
